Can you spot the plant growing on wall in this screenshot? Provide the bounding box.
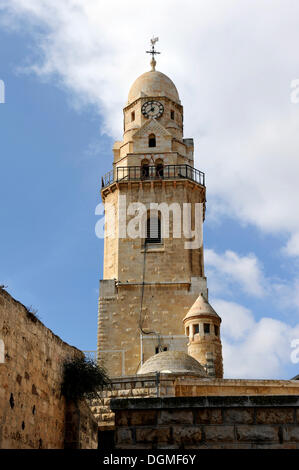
[61,355,110,402]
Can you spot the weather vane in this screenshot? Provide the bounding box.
[146,36,161,71]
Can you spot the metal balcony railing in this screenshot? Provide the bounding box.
[101,164,205,188]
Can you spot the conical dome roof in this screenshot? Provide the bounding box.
[128,70,180,105]
[183,294,221,322]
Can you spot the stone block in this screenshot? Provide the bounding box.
[116,428,134,445]
[195,408,222,424]
[158,409,193,425]
[256,408,294,424]
[283,425,299,442]
[130,410,157,426]
[223,408,254,424]
[204,425,234,442]
[236,425,279,442]
[172,425,202,445]
[135,427,171,444]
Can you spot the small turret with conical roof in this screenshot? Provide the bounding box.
[183,293,223,378]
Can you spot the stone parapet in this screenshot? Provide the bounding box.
[110,395,299,449]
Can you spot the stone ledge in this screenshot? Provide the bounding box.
[110,395,299,411]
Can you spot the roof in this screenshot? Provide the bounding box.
[137,350,207,376]
[128,70,180,105]
[183,293,221,322]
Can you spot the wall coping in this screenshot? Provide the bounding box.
[110,395,299,410]
[104,373,299,386]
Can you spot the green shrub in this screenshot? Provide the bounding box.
[61,355,110,402]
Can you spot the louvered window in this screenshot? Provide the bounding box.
[145,216,161,243]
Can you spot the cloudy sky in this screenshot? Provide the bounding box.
[1,0,299,379]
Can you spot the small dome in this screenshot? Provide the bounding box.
[183,294,221,322]
[128,70,180,105]
[137,350,207,376]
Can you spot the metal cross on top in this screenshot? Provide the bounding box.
[146,36,161,71]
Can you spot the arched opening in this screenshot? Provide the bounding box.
[148,134,156,147]
[141,159,149,178]
[155,158,164,178]
[145,213,161,244]
[193,324,199,335]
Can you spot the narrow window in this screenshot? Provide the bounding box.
[131,111,135,121]
[204,323,210,334]
[141,159,149,178]
[155,346,159,354]
[194,324,199,335]
[170,110,175,120]
[146,215,161,243]
[214,325,219,336]
[186,326,189,337]
[149,134,156,147]
[156,163,164,178]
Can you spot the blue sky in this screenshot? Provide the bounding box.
[0,26,112,349]
[1,0,299,379]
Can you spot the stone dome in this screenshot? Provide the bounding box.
[183,294,221,322]
[137,350,207,376]
[128,70,180,105]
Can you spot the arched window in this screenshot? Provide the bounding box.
[155,159,164,178]
[141,159,149,178]
[148,134,156,147]
[145,214,161,243]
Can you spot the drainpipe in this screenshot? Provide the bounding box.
[140,333,143,367]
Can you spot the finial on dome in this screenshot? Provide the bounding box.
[146,36,161,71]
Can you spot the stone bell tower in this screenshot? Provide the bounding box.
[97,40,222,377]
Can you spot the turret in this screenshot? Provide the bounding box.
[183,293,223,378]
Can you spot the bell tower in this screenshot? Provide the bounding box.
[97,40,221,377]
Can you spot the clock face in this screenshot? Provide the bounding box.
[141,100,164,119]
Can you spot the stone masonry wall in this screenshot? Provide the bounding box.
[111,395,299,449]
[98,179,206,377]
[90,373,299,432]
[0,288,97,449]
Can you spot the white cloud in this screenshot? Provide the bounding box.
[212,298,299,378]
[205,248,267,297]
[212,299,255,340]
[1,0,299,253]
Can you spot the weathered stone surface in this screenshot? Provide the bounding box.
[158,409,193,425]
[204,425,234,442]
[236,425,279,442]
[256,408,294,424]
[283,426,299,442]
[195,408,222,424]
[116,428,133,445]
[130,410,157,426]
[172,425,202,444]
[135,427,171,444]
[224,408,254,424]
[0,288,98,449]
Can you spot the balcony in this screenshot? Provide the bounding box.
[101,164,205,189]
